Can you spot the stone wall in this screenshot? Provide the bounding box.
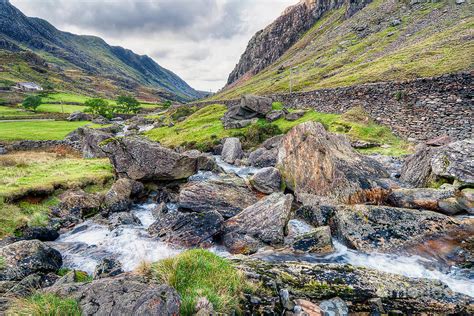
[194,73,473,141]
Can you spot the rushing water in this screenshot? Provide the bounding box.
[51,158,474,298]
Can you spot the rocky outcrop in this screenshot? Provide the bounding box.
[93,259,123,279]
[148,209,224,248]
[223,193,293,254]
[67,111,92,122]
[103,178,144,213]
[237,260,472,314]
[221,137,244,164]
[0,240,62,281]
[100,137,197,181]
[277,122,387,204]
[400,139,474,187]
[46,275,180,315]
[65,126,112,158]
[54,189,103,226]
[330,204,459,253]
[290,226,334,254]
[250,167,282,194]
[222,95,272,129]
[226,0,361,86]
[248,135,283,168]
[178,175,258,218]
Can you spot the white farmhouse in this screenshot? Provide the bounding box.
[14,82,43,92]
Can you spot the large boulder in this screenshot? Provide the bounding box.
[46,275,180,315]
[178,175,258,218]
[223,193,293,254]
[400,139,474,187]
[148,209,224,248]
[250,167,282,194]
[54,189,103,225]
[67,111,93,122]
[103,178,144,213]
[100,137,197,181]
[330,205,459,253]
[248,135,283,167]
[290,226,334,254]
[223,95,272,129]
[0,240,62,281]
[237,260,471,314]
[221,137,243,164]
[65,127,112,158]
[277,122,388,204]
[387,187,465,215]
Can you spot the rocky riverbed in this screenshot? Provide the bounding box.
[1,101,473,315]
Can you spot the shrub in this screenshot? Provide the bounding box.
[22,95,42,112]
[151,249,244,315]
[162,100,173,109]
[171,106,196,121]
[84,98,114,119]
[116,94,141,114]
[239,122,282,149]
[8,293,81,316]
[272,101,284,110]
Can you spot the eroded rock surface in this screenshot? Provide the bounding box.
[250,167,282,194]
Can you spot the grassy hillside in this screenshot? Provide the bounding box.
[214,0,473,100]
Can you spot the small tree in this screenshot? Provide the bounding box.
[84,98,114,119]
[22,95,42,112]
[162,100,172,109]
[116,94,141,114]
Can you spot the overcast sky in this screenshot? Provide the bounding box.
[11,0,296,92]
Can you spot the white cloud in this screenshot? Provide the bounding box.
[11,0,295,91]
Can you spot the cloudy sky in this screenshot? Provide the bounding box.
[11,0,296,92]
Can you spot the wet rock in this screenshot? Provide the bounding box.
[151,202,168,219]
[331,205,458,253]
[223,193,293,254]
[248,147,278,168]
[148,210,224,247]
[277,122,387,204]
[221,137,243,164]
[0,273,58,297]
[237,260,471,314]
[285,110,307,121]
[46,275,180,315]
[20,226,59,242]
[291,226,334,254]
[65,126,112,158]
[266,110,284,122]
[387,187,460,215]
[250,167,282,194]
[93,258,123,279]
[55,189,103,224]
[67,111,92,122]
[179,176,258,218]
[103,178,144,213]
[100,136,197,181]
[0,240,62,281]
[183,150,219,171]
[108,212,141,229]
[319,297,348,316]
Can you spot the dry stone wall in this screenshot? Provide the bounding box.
[195,73,473,141]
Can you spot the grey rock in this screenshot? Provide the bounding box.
[65,126,112,158]
[0,240,62,281]
[291,226,334,254]
[248,147,278,168]
[431,139,474,185]
[100,136,197,181]
[221,137,243,164]
[400,143,437,187]
[67,111,92,122]
[319,297,349,316]
[0,146,7,155]
[20,226,59,242]
[103,178,144,213]
[222,95,271,128]
[183,150,219,171]
[458,188,474,214]
[178,176,258,218]
[266,110,284,122]
[285,110,307,121]
[240,95,273,115]
[55,189,103,225]
[46,275,180,315]
[223,193,293,254]
[426,135,453,147]
[387,187,460,215]
[108,212,141,229]
[250,167,282,194]
[261,135,284,149]
[148,210,224,247]
[93,258,123,279]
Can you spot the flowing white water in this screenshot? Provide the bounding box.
[213,156,259,178]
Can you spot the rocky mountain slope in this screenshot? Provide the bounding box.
[0,0,202,102]
[219,0,472,99]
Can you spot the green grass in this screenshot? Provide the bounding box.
[8,293,81,316]
[41,92,91,104]
[0,120,99,141]
[0,106,32,118]
[0,151,113,200]
[36,103,87,114]
[57,268,93,283]
[146,104,411,155]
[151,249,244,315]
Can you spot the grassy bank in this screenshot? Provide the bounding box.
[0,120,98,141]
[146,104,411,156]
[8,294,81,316]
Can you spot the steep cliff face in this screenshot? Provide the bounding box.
[226,0,371,87]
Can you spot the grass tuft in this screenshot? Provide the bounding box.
[8,293,81,316]
[150,249,245,315]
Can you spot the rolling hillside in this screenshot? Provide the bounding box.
[0,0,202,102]
[216,0,473,100]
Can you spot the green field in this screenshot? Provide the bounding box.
[0,106,32,118]
[37,103,87,114]
[40,92,91,104]
[0,120,98,141]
